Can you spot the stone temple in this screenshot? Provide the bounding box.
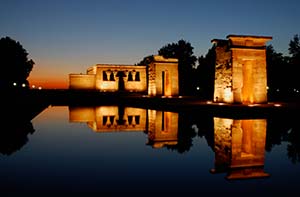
[212,35,272,104]
[69,55,179,96]
[70,34,272,102]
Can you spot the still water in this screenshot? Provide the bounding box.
[0,105,299,195]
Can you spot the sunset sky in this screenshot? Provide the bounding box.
[1,0,299,89]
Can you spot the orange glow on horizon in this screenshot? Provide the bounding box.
[29,78,68,89]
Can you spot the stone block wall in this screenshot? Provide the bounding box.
[94,64,147,92]
[148,55,179,96]
[69,74,95,89]
[212,40,233,102]
[212,35,272,104]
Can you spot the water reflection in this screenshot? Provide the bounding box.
[69,106,147,132]
[67,105,300,179]
[2,105,299,173]
[1,105,300,194]
[146,110,178,148]
[0,120,35,155]
[211,118,270,180]
[69,106,179,148]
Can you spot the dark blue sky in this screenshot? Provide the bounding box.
[0,0,299,88]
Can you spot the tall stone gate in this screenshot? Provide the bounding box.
[212,35,272,104]
[148,55,179,96]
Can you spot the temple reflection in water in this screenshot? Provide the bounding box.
[69,106,147,132]
[69,106,271,180]
[211,117,270,180]
[69,106,178,148]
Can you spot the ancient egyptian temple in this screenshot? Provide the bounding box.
[70,34,272,102]
[69,55,179,96]
[212,35,272,104]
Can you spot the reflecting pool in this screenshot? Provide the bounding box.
[0,105,299,195]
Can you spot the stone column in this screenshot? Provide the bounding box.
[131,70,136,81]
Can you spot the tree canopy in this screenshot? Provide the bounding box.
[289,34,300,58]
[0,36,34,89]
[289,34,300,66]
[266,34,300,101]
[158,39,197,95]
[196,46,216,99]
[137,55,154,66]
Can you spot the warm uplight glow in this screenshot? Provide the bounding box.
[213,118,269,180]
[274,103,281,107]
[223,88,233,103]
[213,35,271,104]
[32,85,36,89]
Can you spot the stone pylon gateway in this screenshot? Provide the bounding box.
[212,35,272,104]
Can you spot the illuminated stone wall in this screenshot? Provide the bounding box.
[93,64,147,92]
[69,65,147,92]
[69,56,179,96]
[148,55,179,96]
[69,74,96,89]
[212,117,270,180]
[147,110,178,148]
[212,35,272,104]
[212,40,232,103]
[69,106,147,132]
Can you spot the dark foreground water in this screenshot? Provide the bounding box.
[0,105,299,196]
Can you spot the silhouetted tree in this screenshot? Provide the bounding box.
[289,34,300,63]
[0,36,34,90]
[137,55,154,66]
[266,45,289,100]
[158,40,197,95]
[196,46,216,99]
[0,120,35,155]
[288,34,300,99]
[287,126,300,164]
